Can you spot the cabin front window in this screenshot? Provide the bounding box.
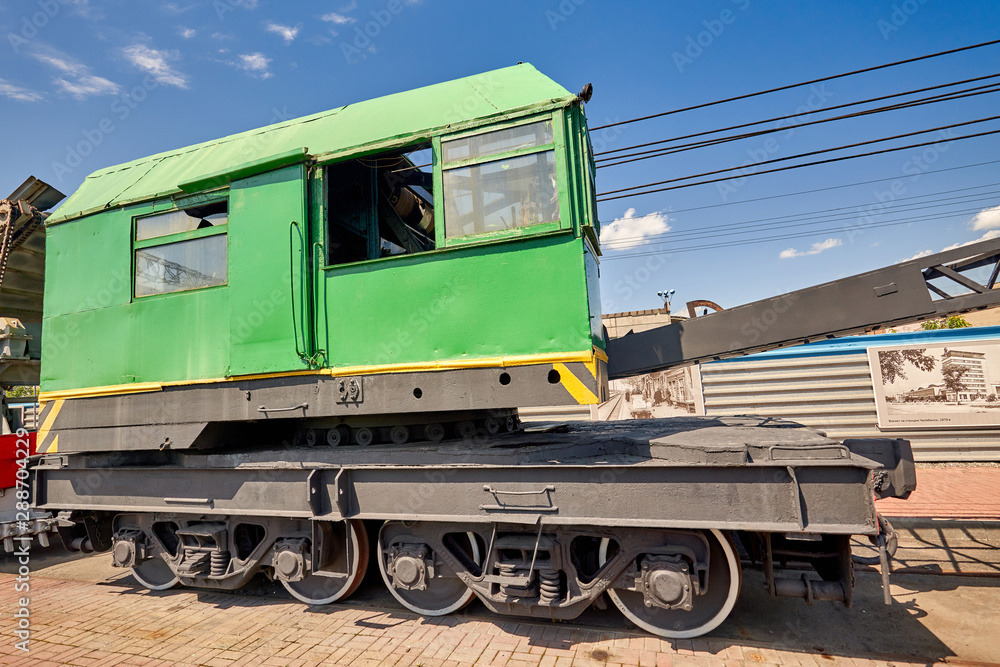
[133,201,228,297]
[441,119,559,239]
[325,143,435,266]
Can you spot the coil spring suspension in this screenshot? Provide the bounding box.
[211,551,231,577]
[539,569,561,604]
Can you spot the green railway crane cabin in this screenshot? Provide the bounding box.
[37,64,607,453]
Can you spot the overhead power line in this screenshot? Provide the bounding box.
[596,83,1000,168]
[595,72,1000,158]
[590,39,1000,131]
[600,209,990,261]
[602,197,998,248]
[599,115,1000,198]
[656,160,1000,216]
[600,187,1000,247]
[596,127,1000,202]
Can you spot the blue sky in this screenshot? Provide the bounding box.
[2,0,998,314]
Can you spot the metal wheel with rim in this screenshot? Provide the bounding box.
[131,556,180,591]
[378,522,480,616]
[326,425,350,447]
[599,529,741,639]
[281,520,369,605]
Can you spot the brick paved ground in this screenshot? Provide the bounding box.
[876,466,1000,519]
[0,573,952,667]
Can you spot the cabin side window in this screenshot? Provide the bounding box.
[133,200,228,297]
[441,119,559,239]
[325,143,435,266]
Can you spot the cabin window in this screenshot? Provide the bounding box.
[133,201,228,297]
[441,119,559,239]
[325,143,435,266]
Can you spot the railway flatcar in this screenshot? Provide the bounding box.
[23,64,1000,638]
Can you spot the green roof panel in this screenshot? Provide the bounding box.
[48,64,574,225]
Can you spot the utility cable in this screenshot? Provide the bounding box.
[590,39,1000,131]
[601,210,986,260]
[601,190,1000,247]
[596,127,1000,202]
[597,84,1000,167]
[653,160,1000,216]
[595,72,1000,157]
[599,115,1000,197]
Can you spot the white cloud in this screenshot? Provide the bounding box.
[231,0,259,8]
[970,205,1000,231]
[30,50,84,76]
[53,74,118,98]
[599,208,671,250]
[235,52,273,79]
[27,44,119,99]
[779,237,842,259]
[0,79,43,102]
[942,229,1000,252]
[178,27,196,39]
[265,22,300,44]
[123,44,189,88]
[898,229,1000,263]
[67,0,101,19]
[899,249,934,262]
[163,2,196,14]
[339,1,358,11]
[321,11,355,24]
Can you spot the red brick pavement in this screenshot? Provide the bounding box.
[876,466,1000,519]
[0,573,945,667]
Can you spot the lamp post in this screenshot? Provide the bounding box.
[657,289,675,314]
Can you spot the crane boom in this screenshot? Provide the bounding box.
[607,236,1000,379]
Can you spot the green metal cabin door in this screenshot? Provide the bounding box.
[227,164,311,376]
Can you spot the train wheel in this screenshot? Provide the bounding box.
[423,423,445,442]
[354,427,375,446]
[455,421,477,440]
[282,520,369,605]
[326,425,350,447]
[389,425,410,445]
[378,522,480,616]
[599,529,741,639]
[131,556,179,591]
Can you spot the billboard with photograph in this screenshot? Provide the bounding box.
[868,340,1000,429]
[606,366,700,420]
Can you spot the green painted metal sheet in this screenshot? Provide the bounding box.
[42,287,230,391]
[227,165,310,376]
[317,233,592,367]
[48,64,574,226]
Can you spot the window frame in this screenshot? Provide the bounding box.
[131,196,230,300]
[317,139,438,271]
[439,113,571,247]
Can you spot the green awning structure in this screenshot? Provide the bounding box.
[48,64,575,225]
